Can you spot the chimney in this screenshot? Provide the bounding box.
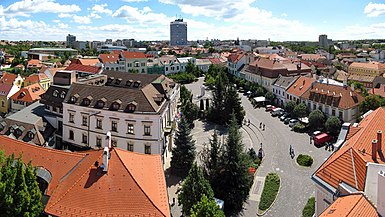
[377,130,383,152]
[102,147,109,172]
[106,131,111,148]
[378,170,385,217]
[372,139,378,161]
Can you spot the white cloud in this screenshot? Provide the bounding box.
[122,0,148,2]
[91,3,112,15]
[73,15,92,24]
[0,6,4,16]
[52,19,60,23]
[112,5,170,25]
[3,0,81,17]
[57,23,69,28]
[58,13,72,18]
[364,2,385,17]
[281,13,288,17]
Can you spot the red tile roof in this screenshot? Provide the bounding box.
[24,73,48,84]
[315,107,385,191]
[98,54,119,64]
[209,58,225,65]
[27,59,42,68]
[0,83,14,96]
[120,51,146,59]
[0,72,17,85]
[301,82,364,109]
[228,52,245,63]
[286,76,314,97]
[76,58,100,66]
[65,63,102,74]
[10,83,45,103]
[45,148,169,217]
[0,135,87,195]
[320,193,378,217]
[369,85,385,98]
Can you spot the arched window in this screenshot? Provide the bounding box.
[53,90,58,97]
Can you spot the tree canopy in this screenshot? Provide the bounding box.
[293,103,308,118]
[0,151,43,217]
[179,164,214,215]
[308,109,325,130]
[359,94,385,115]
[325,116,342,136]
[190,194,225,217]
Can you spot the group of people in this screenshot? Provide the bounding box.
[259,122,265,131]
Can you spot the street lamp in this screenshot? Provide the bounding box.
[87,111,101,147]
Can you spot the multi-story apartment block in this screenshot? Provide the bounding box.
[62,70,180,163]
[170,19,187,46]
[272,75,299,106]
[118,51,148,73]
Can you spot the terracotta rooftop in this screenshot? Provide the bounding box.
[76,58,100,66]
[320,193,378,217]
[369,84,385,98]
[314,107,385,191]
[0,72,17,85]
[0,83,13,96]
[45,148,169,217]
[65,63,102,74]
[349,62,385,71]
[286,76,314,97]
[27,59,42,68]
[0,135,87,195]
[228,52,245,63]
[301,82,364,110]
[120,51,146,59]
[24,73,48,84]
[348,74,377,83]
[98,53,119,64]
[10,83,45,103]
[300,54,326,61]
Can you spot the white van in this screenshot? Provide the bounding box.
[289,119,298,128]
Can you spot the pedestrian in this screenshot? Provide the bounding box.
[248,119,250,126]
[260,122,262,128]
[263,123,265,131]
[310,136,312,144]
[289,145,292,155]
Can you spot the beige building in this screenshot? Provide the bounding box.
[348,62,385,76]
[119,51,148,73]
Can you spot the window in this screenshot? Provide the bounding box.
[82,134,87,144]
[145,144,151,154]
[144,125,151,136]
[111,121,117,132]
[313,104,316,110]
[332,109,336,116]
[339,111,343,119]
[53,90,58,97]
[69,130,74,140]
[60,91,66,99]
[127,143,134,152]
[69,113,74,123]
[59,107,63,113]
[111,139,117,147]
[111,102,120,111]
[96,100,105,108]
[141,62,145,67]
[96,118,103,129]
[1,101,4,107]
[127,104,136,112]
[82,116,88,126]
[127,124,134,134]
[96,137,102,147]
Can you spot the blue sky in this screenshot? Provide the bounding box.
[1,0,385,41]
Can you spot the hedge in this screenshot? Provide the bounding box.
[302,197,315,217]
[297,154,313,167]
[258,173,280,211]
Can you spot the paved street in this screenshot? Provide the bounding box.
[240,94,331,217]
[168,77,332,217]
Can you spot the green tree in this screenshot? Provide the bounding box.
[265,91,274,102]
[285,101,296,114]
[256,87,265,96]
[179,86,199,126]
[293,103,308,118]
[0,152,43,216]
[179,164,214,215]
[171,117,196,175]
[190,194,225,217]
[200,130,222,183]
[213,114,252,214]
[325,116,342,136]
[224,86,245,125]
[208,72,226,124]
[308,109,325,129]
[359,94,385,114]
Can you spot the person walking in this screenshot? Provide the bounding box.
[260,122,262,128]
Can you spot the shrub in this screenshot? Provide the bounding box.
[302,197,315,217]
[168,72,196,84]
[296,154,313,167]
[258,173,280,211]
[293,123,306,133]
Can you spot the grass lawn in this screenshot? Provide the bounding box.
[258,173,280,211]
[302,197,315,217]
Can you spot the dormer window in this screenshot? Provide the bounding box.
[96,98,107,108]
[69,94,79,103]
[28,131,34,139]
[53,90,59,97]
[126,79,133,86]
[107,77,114,84]
[115,78,122,85]
[60,91,66,99]
[82,96,93,106]
[133,81,141,88]
[126,101,137,113]
[110,100,121,111]
[20,92,26,97]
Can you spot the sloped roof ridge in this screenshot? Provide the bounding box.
[114,149,167,217]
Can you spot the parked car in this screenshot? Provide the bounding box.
[265,105,273,112]
[284,117,291,124]
[280,114,288,121]
[271,108,284,117]
[289,119,299,128]
[314,133,333,146]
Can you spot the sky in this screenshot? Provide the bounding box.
[1,0,385,42]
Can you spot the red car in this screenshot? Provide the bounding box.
[314,133,333,146]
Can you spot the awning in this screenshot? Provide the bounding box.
[253,96,267,103]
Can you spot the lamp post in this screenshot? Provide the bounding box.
[87,111,101,148]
